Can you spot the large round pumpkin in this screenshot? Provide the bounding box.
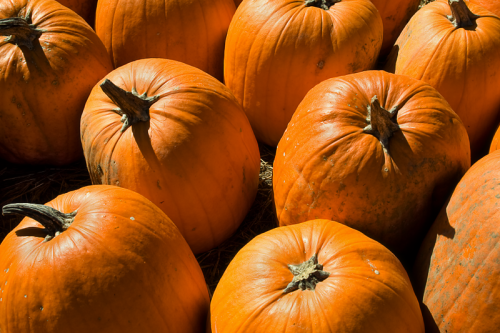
[0,0,113,165]
[56,0,98,26]
[80,58,260,254]
[95,0,235,81]
[370,0,421,57]
[385,0,500,160]
[0,185,209,332]
[210,219,424,332]
[224,0,383,146]
[413,150,500,332]
[273,71,470,260]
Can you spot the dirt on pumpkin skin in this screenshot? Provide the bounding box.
[0,143,277,296]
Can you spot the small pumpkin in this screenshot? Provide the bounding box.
[413,150,500,332]
[0,0,113,165]
[0,185,210,333]
[385,0,500,160]
[80,58,260,254]
[95,0,235,80]
[273,70,470,260]
[224,0,383,146]
[210,219,424,332]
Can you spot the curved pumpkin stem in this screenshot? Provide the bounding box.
[283,254,330,294]
[448,0,480,28]
[2,203,77,242]
[0,10,44,50]
[304,0,340,10]
[363,96,400,154]
[100,79,160,133]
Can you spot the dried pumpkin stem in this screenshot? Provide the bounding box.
[304,0,340,10]
[0,10,44,50]
[2,203,77,241]
[363,95,400,154]
[283,254,330,294]
[448,0,480,28]
[100,79,160,132]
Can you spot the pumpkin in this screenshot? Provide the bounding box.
[0,0,113,165]
[370,0,421,57]
[0,185,209,332]
[56,0,98,27]
[224,0,383,147]
[80,58,260,254]
[210,219,424,332]
[413,150,500,332]
[95,0,235,81]
[490,124,500,153]
[385,0,500,160]
[273,70,470,261]
[464,0,500,17]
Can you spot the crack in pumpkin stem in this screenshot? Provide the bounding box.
[283,254,330,294]
[363,96,400,154]
[304,0,340,10]
[0,9,44,50]
[100,79,160,132]
[447,0,480,28]
[2,203,77,242]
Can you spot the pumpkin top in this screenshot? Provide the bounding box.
[211,219,424,332]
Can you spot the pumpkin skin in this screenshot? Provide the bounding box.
[0,0,113,165]
[468,0,500,16]
[370,0,420,57]
[224,0,383,147]
[385,0,500,160]
[413,150,500,332]
[0,185,210,333]
[210,219,424,333]
[273,71,470,260]
[490,124,500,153]
[80,58,260,254]
[95,0,235,80]
[56,0,98,26]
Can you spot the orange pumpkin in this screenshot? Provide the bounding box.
[490,124,500,153]
[95,0,235,81]
[0,0,112,165]
[56,0,98,26]
[80,59,260,254]
[385,0,500,160]
[210,220,424,332]
[413,150,500,332]
[224,0,383,146]
[273,71,470,260]
[370,0,421,57]
[0,185,209,333]
[467,0,500,16]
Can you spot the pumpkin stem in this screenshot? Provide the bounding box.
[2,203,77,242]
[363,96,400,154]
[0,10,44,50]
[448,0,480,28]
[304,0,340,10]
[283,254,330,294]
[100,79,160,132]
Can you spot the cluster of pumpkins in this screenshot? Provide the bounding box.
[1,0,500,332]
